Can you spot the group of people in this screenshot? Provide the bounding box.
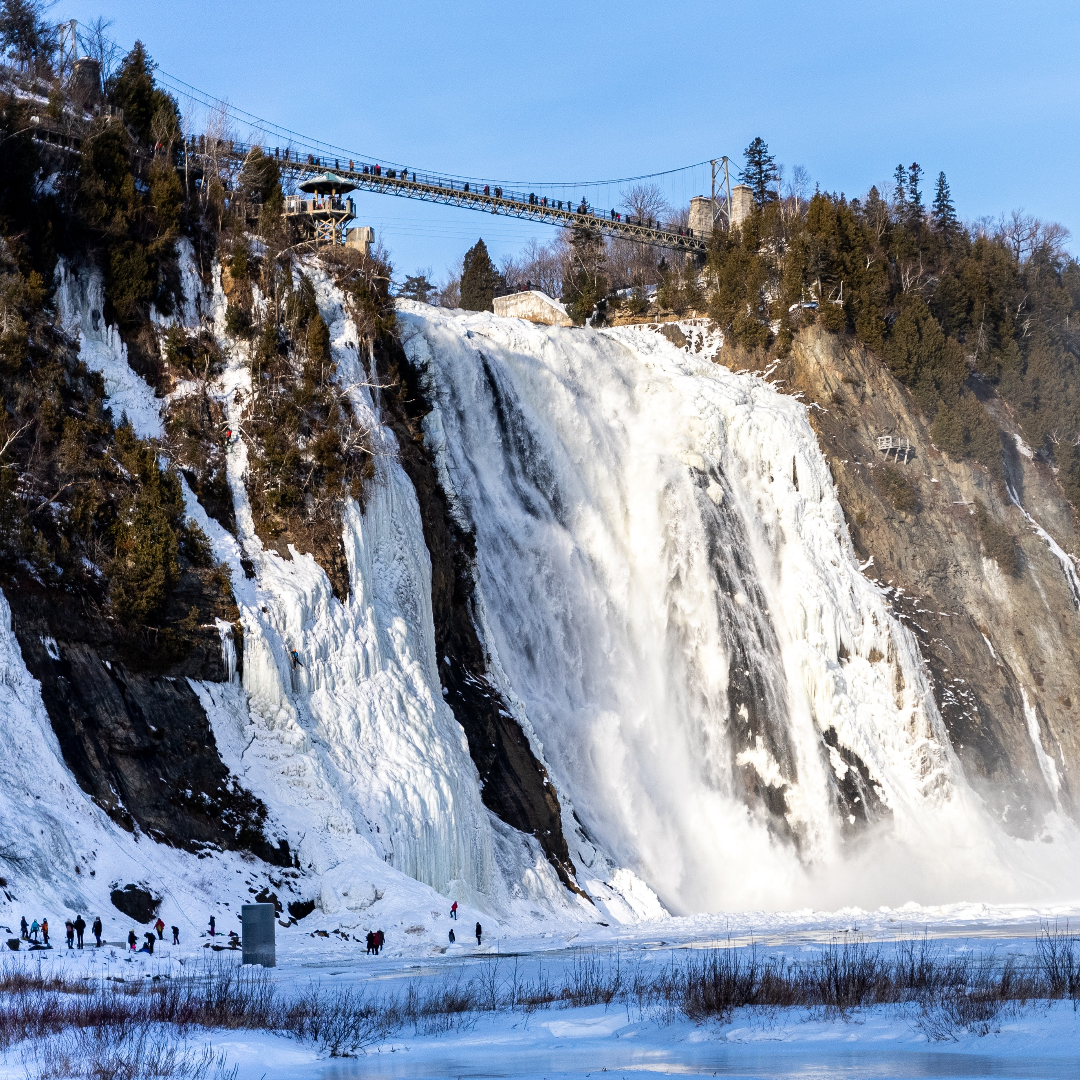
[446,903,483,946]
[365,929,385,955]
[18,913,184,952]
[21,915,105,949]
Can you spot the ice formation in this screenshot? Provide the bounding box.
[400,303,1080,913]
[5,260,1078,932]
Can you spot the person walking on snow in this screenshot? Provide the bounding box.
[475,922,482,946]
[154,918,165,940]
[127,929,137,951]
[20,916,27,941]
[41,919,48,946]
[448,928,455,944]
[29,919,39,943]
[74,915,86,948]
[365,931,374,955]
[92,917,102,947]
[172,926,180,945]
[65,920,74,949]
[209,915,216,938]
[450,901,457,920]
[376,930,384,954]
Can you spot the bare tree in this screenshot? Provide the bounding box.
[77,15,120,81]
[997,210,1040,263]
[784,165,811,216]
[621,182,670,226]
[436,271,461,309]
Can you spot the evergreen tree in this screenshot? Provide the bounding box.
[932,171,959,237]
[399,274,436,304]
[739,137,779,207]
[460,239,500,312]
[907,162,924,226]
[0,0,54,69]
[563,226,607,325]
[892,164,908,215]
[106,42,178,146]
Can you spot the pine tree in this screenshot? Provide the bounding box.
[892,164,908,216]
[932,171,959,237]
[907,162,924,227]
[739,137,779,207]
[0,0,54,69]
[106,42,178,146]
[563,226,607,325]
[400,274,436,304]
[460,239,500,312]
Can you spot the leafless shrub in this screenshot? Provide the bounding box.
[1,925,1077,1061]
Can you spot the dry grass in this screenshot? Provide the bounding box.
[1,924,1078,1073]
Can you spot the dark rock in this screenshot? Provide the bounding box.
[10,614,288,866]
[254,889,282,915]
[287,899,316,921]
[659,323,687,348]
[110,884,160,922]
[376,334,583,895]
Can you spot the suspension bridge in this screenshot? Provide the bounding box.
[39,21,741,255]
[197,141,733,255]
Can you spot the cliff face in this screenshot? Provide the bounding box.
[776,326,1079,835]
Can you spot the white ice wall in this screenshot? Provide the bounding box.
[401,303,1080,914]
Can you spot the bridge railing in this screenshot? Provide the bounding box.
[179,139,710,252]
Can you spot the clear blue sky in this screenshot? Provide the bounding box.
[63,0,1080,286]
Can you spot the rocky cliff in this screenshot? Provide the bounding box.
[762,325,1079,836]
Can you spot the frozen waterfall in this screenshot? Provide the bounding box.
[401,303,1078,914]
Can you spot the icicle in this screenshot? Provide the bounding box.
[214,618,237,683]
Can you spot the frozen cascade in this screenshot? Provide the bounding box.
[214,618,238,683]
[191,265,575,913]
[402,303,1080,913]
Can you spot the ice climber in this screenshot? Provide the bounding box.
[154,918,165,940]
[475,922,482,946]
[92,917,102,946]
[74,915,86,948]
[450,901,458,920]
[291,649,302,670]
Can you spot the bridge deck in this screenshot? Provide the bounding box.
[209,144,711,254]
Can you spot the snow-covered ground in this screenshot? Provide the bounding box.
[3,911,1080,1078]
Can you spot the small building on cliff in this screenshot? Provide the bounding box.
[493,289,572,327]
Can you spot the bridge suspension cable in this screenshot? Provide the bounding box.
[80,21,732,252]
